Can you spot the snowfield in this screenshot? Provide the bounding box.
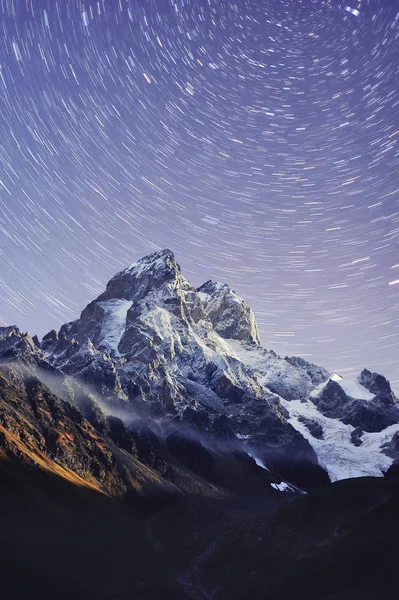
[281,398,399,481]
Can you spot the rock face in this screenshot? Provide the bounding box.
[197,280,261,345]
[2,249,399,488]
[0,326,44,363]
[298,416,324,440]
[312,377,399,433]
[0,361,176,506]
[358,369,397,405]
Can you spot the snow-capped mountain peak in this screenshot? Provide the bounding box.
[97,248,189,303]
[5,249,398,490]
[125,247,176,274]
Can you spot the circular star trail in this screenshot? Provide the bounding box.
[0,0,398,390]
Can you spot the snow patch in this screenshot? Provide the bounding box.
[311,374,375,401]
[97,299,133,353]
[271,482,296,492]
[197,292,210,304]
[331,374,374,400]
[247,451,269,470]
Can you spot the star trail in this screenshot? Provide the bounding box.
[0,0,398,390]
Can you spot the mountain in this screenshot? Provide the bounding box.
[36,248,399,485]
[1,248,399,599]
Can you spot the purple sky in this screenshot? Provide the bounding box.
[0,0,398,391]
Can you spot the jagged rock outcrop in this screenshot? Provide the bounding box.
[197,280,260,345]
[298,416,324,440]
[0,326,45,364]
[358,369,396,406]
[312,377,399,433]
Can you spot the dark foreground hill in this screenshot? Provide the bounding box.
[0,359,398,599]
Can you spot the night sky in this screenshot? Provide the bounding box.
[0,0,398,390]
